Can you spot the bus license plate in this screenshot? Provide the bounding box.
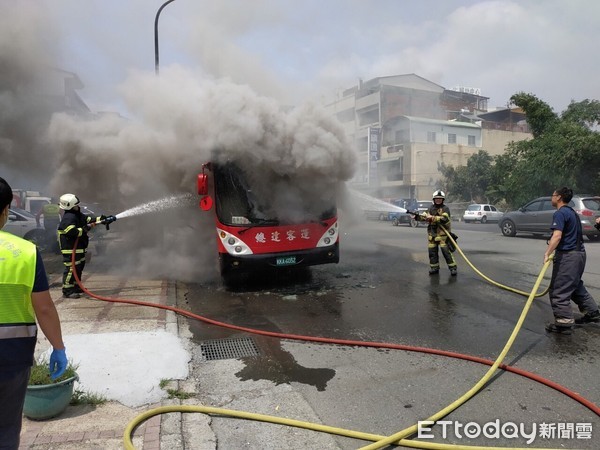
[276,256,297,266]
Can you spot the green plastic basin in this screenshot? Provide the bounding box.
[23,375,78,420]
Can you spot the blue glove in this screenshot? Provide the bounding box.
[49,348,68,380]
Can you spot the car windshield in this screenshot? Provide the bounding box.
[466,205,481,211]
[9,207,35,219]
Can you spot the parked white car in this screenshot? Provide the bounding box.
[3,207,46,246]
[462,204,504,223]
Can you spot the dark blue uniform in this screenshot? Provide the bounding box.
[549,206,598,323]
[57,209,101,296]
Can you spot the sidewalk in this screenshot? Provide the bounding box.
[19,251,187,450]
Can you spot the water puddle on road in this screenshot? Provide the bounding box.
[183,275,340,392]
[235,334,336,391]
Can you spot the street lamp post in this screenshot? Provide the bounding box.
[154,0,177,75]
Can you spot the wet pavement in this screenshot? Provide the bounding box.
[181,220,600,448]
[19,220,600,449]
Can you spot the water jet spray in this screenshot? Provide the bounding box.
[114,193,196,220]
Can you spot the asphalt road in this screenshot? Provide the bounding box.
[178,218,600,449]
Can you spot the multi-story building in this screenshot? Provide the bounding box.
[32,67,91,116]
[2,67,94,191]
[324,74,530,200]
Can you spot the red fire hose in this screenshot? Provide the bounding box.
[68,239,600,418]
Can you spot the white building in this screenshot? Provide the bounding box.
[324,74,530,200]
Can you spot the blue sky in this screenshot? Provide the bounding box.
[13,0,600,114]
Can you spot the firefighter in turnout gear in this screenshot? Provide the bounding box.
[416,190,457,276]
[57,193,116,298]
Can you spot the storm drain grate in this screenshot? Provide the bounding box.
[199,337,260,361]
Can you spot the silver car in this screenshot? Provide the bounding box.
[499,195,600,240]
[4,207,47,246]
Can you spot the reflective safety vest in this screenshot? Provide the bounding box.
[42,203,61,219]
[0,230,38,371]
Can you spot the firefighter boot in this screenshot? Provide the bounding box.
[450,267,457,276]
[575,310,600,325]
[545,323,573,335]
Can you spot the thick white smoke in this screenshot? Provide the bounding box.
[1,2,357,282]
[44,67,356,281]
[0,3,61,189]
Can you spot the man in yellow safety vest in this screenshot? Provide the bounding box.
[36,198,61,252]
[0,176,68,450]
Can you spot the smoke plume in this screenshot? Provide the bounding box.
[1,3,357,282]
[0,3,62,189]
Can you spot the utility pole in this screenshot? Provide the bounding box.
[154,0,177,75]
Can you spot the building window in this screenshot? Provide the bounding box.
[427,131,436,143]
[448,133,457,144]
[468,135,476,146]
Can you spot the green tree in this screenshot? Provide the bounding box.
[441,94,600,208]
[439,150,493,203]
[509,92,558,137]
[503,93,600,206]
[485,152,517,205]
[561,99,600,129]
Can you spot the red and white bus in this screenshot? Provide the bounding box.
[197,162,339,278]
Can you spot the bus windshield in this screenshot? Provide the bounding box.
[213,163,335,226]
[213,163,274,225]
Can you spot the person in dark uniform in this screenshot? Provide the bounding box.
[0,177,67,450]
[543,187,600,334]
[415,190,457,276]
[57,193,115,299]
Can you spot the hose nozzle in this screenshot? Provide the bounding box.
[102,215,117,230]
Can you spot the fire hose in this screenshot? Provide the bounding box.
[410,214,550,298]
[66,233,597,450]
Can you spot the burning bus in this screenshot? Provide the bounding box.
[197,161,339,279]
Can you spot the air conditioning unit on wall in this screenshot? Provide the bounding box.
[386,144,403,154]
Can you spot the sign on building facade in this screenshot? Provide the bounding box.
[367,127,380,187]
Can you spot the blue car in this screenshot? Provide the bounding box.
[390,211,417,227]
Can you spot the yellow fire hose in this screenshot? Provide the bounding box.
[123,246,570,450]
[359,254,552,450]
[442,227,549,298]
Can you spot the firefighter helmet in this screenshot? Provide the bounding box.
[432,190,446,200]
[59,193,80,210]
